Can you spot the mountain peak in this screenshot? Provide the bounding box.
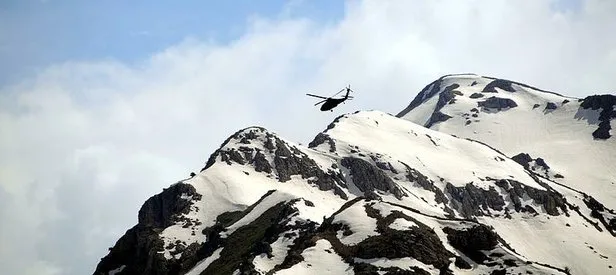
[94,75,616,275]
[396,73,573,124]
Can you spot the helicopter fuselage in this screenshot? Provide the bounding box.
[320,98,346,111]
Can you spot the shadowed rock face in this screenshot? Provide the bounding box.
[482,79,516,93]
[138,183,202,228]
[308,132,336,152]
[94,183,202,275]
[443,225,499,263]
[202,127,350,200]
[580,94,616,139]
[478,96,518,110]
[511,153,551,173]
[545,102,558,111]
[511,153,533,169]
[445,183,505,218]
[272,136,348,199]
[423,84,460,127]
[341,157,406,199]
[277,200,454,274]
[426,111,453,127]
[494,179,568,216]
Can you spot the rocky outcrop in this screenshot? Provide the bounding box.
[478,96,518,110]
[399,162,451,212]
[270,136,348,199]
[583,195,616,235]
[494,179,568,216]
[276,200,455,274]
[426,111,453,128]
[94,183,202,275]
[202,127,349,199]
[422,84,461,127]
[443,224,498,263]
[445,183,505,218]
[308,132,336,152]
[580,94,616,139]
[341,157,406,199]
[482,79,516,93]
[511,153,551,174]
[511,153,533,169]
[545,102,558,111]
[352,206,453,270]
[200,198,302,274]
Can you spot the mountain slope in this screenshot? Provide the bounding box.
[397,73,616,211]
[94,75,616,275]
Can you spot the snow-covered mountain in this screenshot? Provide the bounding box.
[94,74,616,275]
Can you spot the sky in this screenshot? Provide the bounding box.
[0,0,615,274]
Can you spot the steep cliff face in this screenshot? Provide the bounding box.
[95,75,616,275]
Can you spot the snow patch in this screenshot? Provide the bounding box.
[184,248,223,275]
[389,218,418,231]
[332,201,379,245]
[275,239,353,275]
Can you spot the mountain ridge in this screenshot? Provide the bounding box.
[94,74,616,275]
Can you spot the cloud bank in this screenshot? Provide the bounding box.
[1,0,615,274]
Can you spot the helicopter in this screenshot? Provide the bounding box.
[306,85,355,112]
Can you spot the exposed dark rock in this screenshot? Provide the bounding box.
[397,78,462,121]
[563,99,570,104]
[580,94,616,139]
[511,153,533,169]
[94,183,202,275]
[583,195,616,234]
[494,179,567,216]
[308,133,336,152]
[455,257,472,269]
[397,78,445,117]
[252,151,272,173]
[353,204,454,269]
[232,135,348,199]
[138,183,201,228]
[426,111,453,127]
[399,162,449,206]
[341,157,406,199]
[483,79,516,93]
[220,148,246,165]
[470,93,484,99]
[533,104,541,109]
[478,96,518,110]
[201,127,268,171]
[511,153,553,178]
[545,102,558,111]
[535,158,549,170]
[370,154,398,174]
[353,263,381,274]
[445,183,505,218]
[202,199,302,275]
[443,224,499,263]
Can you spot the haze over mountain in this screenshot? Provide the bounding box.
[92,74,615,275]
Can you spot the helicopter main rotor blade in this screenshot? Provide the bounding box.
[314,99,327,106]
[306,93,328,100]
[331,88,346,98]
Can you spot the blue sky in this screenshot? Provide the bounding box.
[0,0,344,85]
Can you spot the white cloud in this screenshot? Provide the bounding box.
[1,0,615,274]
